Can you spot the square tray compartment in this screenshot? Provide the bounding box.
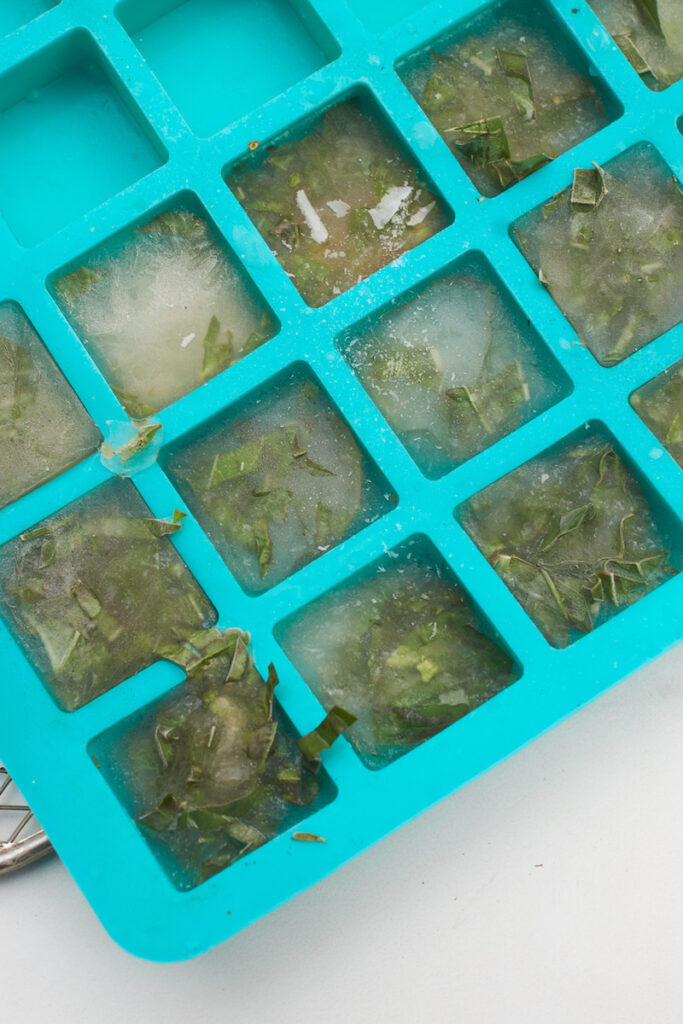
[0,30,166,246]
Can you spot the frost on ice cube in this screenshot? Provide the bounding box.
[53,206,276,417]
[164,370,394,594]
[513,146,683,365]
[0,303,100,509]
[277,536,518,770]
[458,428,679,648]
[227,97,449,307]
[631,358,683,467]
[0,478,215,711]
[588,0,683,91]
[399,1,611,196]
[91,631,334,889]
[340,258,568,477]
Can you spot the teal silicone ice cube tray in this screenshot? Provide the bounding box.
[0,0,680,961]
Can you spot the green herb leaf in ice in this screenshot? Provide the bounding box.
[278,549,517,769]
[0,479,215,710]
[228,98,447,307]
[0,306,100,509]
[297,706,357,761]
[110,632,332,886]
[403,10,608,196]
[513,147,683,365]
[631,358,683,468]
[459,436,677,647]
[588,0,683,90]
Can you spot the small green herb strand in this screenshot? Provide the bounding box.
[297,706,357,761]
[463,441,675,647]
[129,632,329,884]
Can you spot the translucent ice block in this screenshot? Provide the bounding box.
[91,630,334,889]
[513,146,683,365]
[165,371,394,593]
[588,0,683,91]
[228,97,449,306]
[277,538,518,769]
[0,303,100,509]
[459,429,679,647]
[400,2,611,196]
[54,207,276,417]
[340,260,568,477]
[0,478,216,710]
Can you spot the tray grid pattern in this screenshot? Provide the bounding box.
[0,0,680,960]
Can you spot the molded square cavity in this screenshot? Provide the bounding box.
[512,145,683,366]
[227,94,450,307]
[276,534,520,770]
[90,643,337,891]
[337,252,572,478]
[52,197,278,417]
[0,478,216,711]
[116,0,339,137]
[163,365,397,595]
[0,1,58,38]
[0,31,165,246]
[457,425,681,648]
[397,0,619,197]
[0,302,101,508]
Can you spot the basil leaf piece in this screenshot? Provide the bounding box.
[201,315,235,382]
[297,706,357,761]
[142,509,186,537]
[614,34,653,75]
[571,164,607,207]
[114,421,162,463]
[446,116,511,167]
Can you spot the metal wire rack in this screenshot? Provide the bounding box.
[0,763,52,876]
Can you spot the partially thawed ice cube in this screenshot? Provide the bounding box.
[165,372,394,593]
[400,1,610,196]
[0,303,100,509]
[341,261,567,477]
[227,98,448,307]
[513,146,683,365]
[277,538,517,770]
[459,429,679,647]
[54,207,276,417]
[0,478,215,710]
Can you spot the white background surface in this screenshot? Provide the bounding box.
[3,642,682,1024]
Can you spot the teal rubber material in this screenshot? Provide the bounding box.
[0,0,679,961]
